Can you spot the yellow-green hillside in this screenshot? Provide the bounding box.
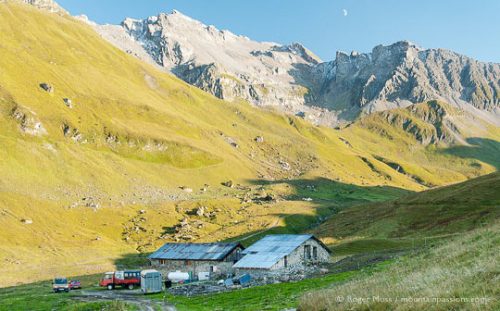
[301,220,500,311]
[0,1,498,287]
[314,172,500,255]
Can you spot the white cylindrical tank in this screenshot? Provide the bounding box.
[167,271,190,282]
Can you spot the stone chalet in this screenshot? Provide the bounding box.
[148,242,244,276]
[233,234,331,274]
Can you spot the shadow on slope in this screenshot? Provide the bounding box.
[113,178,411,268]
[315,172,500,242]
[442,137,500,170]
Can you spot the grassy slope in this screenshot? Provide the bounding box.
[342,101,500,187]
[300,221,500,311]
[0,1,498,287]
[315,172,500,243]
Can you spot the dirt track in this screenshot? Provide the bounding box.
[72,290,177,311]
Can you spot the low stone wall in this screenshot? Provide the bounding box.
[236,264,314,280]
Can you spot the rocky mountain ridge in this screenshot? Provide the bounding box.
[313,41,500,119]
[23,1,500,129]
[88,11,500,127]
[91,10,332,123]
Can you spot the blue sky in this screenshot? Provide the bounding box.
[57,0,500,63]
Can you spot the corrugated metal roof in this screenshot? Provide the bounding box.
[233,234,313,269]
[148,242,241,261]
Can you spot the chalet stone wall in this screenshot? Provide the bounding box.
[271,238,330,270]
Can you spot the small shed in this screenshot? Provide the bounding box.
[149,242,244,276]
[233,234,330,273]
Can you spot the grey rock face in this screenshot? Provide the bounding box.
[94,11,333,123]
[312,41,500,119]
[11,105,47,136]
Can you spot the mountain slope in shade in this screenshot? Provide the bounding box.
[314,171,499,242]
[91,12,500,127]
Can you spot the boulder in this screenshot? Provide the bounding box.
[196,206,205,216]
[63,98,73,108]
[21,219,33,225]
[222,180,234,188]
[39,83,54,93]
[279,160,291,171]
[180,186,193,193]
[254,136,264,143]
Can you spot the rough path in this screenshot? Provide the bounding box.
[72,290,177,311]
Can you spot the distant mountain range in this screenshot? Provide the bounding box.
[23,0,500,127]
[82,10,498,127]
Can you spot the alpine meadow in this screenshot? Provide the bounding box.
[0,1,498,310]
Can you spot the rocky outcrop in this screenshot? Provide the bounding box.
[22,0,67,14]
[10,105,47,136]
[39,83,54,93]
[358,100,468,146]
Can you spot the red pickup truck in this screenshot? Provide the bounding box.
[99,271,141,290]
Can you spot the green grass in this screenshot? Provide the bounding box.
[300,221,500,311]
[151,267,388,311]
[330,238,421,256]
[316,172,500,245]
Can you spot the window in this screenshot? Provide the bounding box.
[210,266,215,272]
[313,247,318,260]
[185,260,191,266]
[304,245,311,260]
[54,278,67,284]
[233,249,242,263]
[284,256,288,268]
